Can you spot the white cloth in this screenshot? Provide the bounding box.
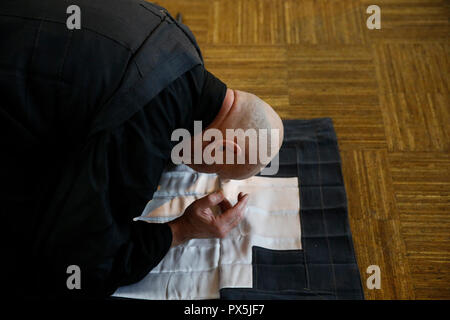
[113,165,301,300]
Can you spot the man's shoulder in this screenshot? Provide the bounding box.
[0,0,168,52]
[73,0,170,52]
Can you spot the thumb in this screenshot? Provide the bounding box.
[196,191,225,209]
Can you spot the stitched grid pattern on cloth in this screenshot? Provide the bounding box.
[113,165,301,300]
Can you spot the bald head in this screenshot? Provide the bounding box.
[187,88,284,180]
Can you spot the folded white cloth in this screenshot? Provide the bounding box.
[113,165,301,300]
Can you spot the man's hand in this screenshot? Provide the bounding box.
[167,191,249,247]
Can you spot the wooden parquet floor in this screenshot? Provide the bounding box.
[155,0,450,299]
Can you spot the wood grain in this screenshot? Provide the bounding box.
[155,0,450,299]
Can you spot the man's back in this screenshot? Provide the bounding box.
[0,0,209,297]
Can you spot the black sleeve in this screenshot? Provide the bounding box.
[31,64,227,298]
[194,67,228,127]
[106,65,227,288]
[105,66,227,292]
[179,64,228,133]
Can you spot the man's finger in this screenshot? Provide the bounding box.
[218,193,249,225]
[196,191,225,209]
[222,195,248,235]
[229,194,248,226]
[227,207,246,230]
[218,197,233,213]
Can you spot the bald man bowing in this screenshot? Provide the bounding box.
[0,0,283,298]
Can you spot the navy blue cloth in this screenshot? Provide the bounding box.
[221,119,364,300]
[0,0,226,298]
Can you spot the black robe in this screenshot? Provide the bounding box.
[0,0,226,298]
